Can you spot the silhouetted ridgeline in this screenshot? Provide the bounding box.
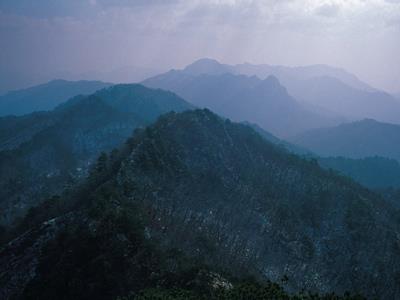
[290,119,400,162]
[143,66,340,138]
[0,80,112,116]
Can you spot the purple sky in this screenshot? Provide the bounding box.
[0,0,399,93]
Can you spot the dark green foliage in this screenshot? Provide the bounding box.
[0,84,193,226]
[20,183,155,300]
[121,281,365,300]
[375,187,400,209]
[1,109,396,299]
[0,225,7,245]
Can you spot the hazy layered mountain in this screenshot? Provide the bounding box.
[0,79,112,117]
[186,58,373,92]
[170,58,400,125]
[78,65,165,84]
[143,70,339,137]
[245,123,400,190]
[0,84,192,225]
[318,156,400,189]
[244,121,400,191]
[182,58,233,76]
[285,76,400,123]
[236,63,375,92]
[244,121,313,156]
[290,119,400,161]
[234,61,400,124]
[1,109,399,299]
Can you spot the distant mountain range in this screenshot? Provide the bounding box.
[246,122,400,190]
[185,58,374,92]
[2,109,400,299]
[0,79,112,116]
[78,65,165,85]
[143,68,342,137]
[290,119,400,162]
[149,58,400,126]
[318,156,400,189]
[0,84,192,225]
[285,76,400,124]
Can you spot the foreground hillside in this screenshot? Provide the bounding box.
[0,84,192,225]
[1,110,399,299]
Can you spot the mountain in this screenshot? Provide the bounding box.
[143,70,339,137]
[233,61,375,92]
[1,109,399,299]
[290,119,400,162]
[187,58,373,92]
[181,58,233,76]
[318,156,400,189]
[244,121,313,156]
[0,79,112,116]
[283,76,400,123]
[0,84,192,225]
[235,62,400,124]
[78,65,165,84]
[164,58,400,125]
[245,123,400,190]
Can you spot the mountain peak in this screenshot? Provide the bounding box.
[357,118,379,124]
[190,57,221,65]
[183,58,231,76]
[264,75,281,86]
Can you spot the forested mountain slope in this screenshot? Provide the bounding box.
[1,109,399,299]
[0,84,192,225]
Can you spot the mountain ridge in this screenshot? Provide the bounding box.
[0,84,193,225]
[157,58,400,125]
[0,79,113,117]
[290,118,400,161]
[1,109,399,299]
[143,68,340,137]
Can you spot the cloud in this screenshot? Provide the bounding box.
[315,3,340,17]
[0,0,399,92]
